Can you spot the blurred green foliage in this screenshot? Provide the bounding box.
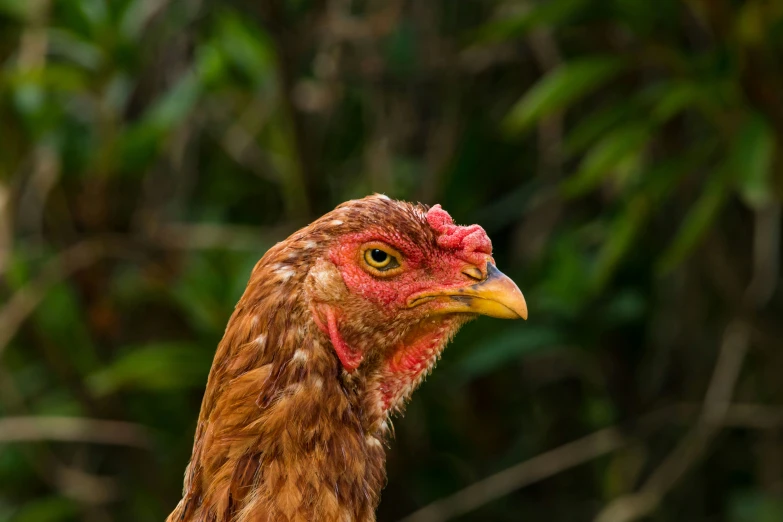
[1,0,782,521]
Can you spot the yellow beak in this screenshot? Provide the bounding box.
[408,264,528,320]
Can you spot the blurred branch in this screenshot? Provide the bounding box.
[399,427,625,522]
[514,22,564,260]
[721,403,783,430]
[0,236,162,509]
[321,0,402,42]
[3,0,54,272]
[17,143,60,236]
[528,25,563,178]
[594,203,781,522]
[258,0,322,217]
[0,416,152,448]
[210,100,280,185]
[418,114,460,202]
[399,398,783,522]
[746,203,781,307]
[0,370,125,507]
[18,0,49,71]
[0,182,10,274]
[458,43,518,73]
[650,403,783,431]
[55,466,119,506]
[594,321,750,522]
[134,0,174,29]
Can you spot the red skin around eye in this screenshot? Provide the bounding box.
[326,207,495,311]
[316,208,494,378]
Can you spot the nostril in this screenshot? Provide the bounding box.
[461,266,484,281]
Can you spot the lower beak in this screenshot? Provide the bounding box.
[409,264,528,320]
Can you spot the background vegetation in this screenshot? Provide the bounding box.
[1,0,783,520]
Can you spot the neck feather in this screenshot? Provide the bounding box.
[170,280,388,522]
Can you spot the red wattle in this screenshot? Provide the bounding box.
[320,306,363,372]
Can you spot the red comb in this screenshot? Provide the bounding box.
[426,205,492,266]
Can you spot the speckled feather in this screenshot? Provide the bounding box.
[168,195,493,522]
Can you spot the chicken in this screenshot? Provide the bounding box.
[168,195,527,522]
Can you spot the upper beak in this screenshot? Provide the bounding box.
[408,264,528,320]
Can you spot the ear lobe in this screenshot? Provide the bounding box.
[305,258,348,303]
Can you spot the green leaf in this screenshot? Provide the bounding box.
[47,29,104,70]
[10,496,77,522]
[0,0,30,20]
[658,114,771,273]
[736,2,766,46]
[39,65,90,93]
[214,11,276,89]
[11,79,45,119]
[119,0,159,39]
[455,326,564,381]
[474,0,587,42]
[584,395,618,427]
[74,0,109,30]
[538,232,595,315]
[503,57,626,135]
[591,197,648,290]
[119,71,201,172]
[563,122,650,197]
[143,72,201,132]
[733,113,774,209]
[590,147,714,288]
[33,281,98,376]
[730,491,783,522]
[564,99,642,156]
[0,445,36,487]
[87,342,212,396]
[172,254,241,334]
[649,81,704,123]
[195,43,227,88]
[657,172,729,274]
[602,290,647,325]
[384,21,417,77]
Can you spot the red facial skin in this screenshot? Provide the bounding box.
[329,206,494,311]
[377,320,455,409]
[313,204,494,412]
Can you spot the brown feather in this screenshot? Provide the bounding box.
[168,196,483,522]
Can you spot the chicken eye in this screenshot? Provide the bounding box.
[365,248,390,268]
[363,247,399,272]
[370,249,388,264]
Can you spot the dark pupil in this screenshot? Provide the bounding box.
[370,249,388,263]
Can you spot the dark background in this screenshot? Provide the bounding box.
[2,0,783,520]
